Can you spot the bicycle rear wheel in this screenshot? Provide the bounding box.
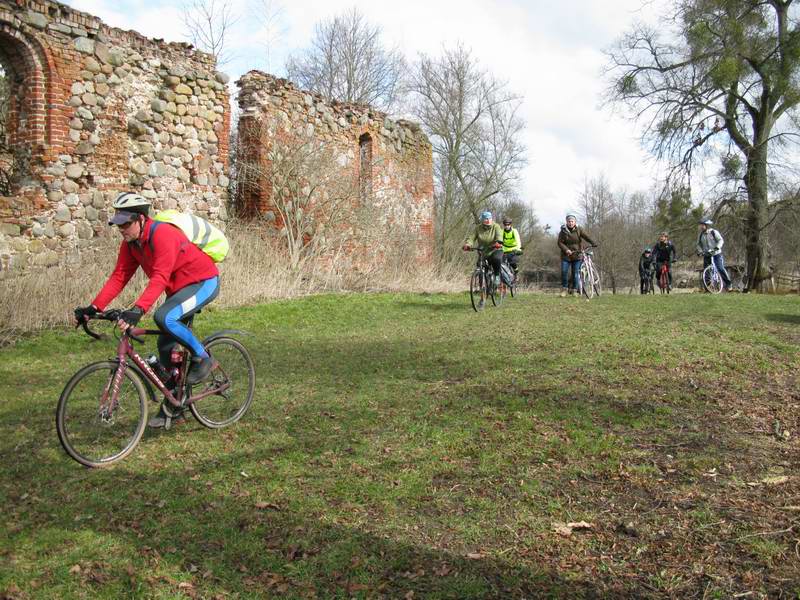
[580,263,594,299]
[189,337,255,428]
[470,270,487,312]
[702,265,723,293]
[56,361,147,468]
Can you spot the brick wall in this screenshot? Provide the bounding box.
[236,71,434,265]
[0,0,230,272]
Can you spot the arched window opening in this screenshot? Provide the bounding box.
[0,30,47,196]
[359,133,372,202]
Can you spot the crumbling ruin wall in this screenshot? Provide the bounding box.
[0,0,230,273]
[236,71,434,265]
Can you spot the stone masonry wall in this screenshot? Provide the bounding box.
[236,71,434,264]
[0,0,230,273]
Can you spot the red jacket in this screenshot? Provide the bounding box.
[93,218,219,313]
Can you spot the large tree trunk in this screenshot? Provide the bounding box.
[744,145,772,292]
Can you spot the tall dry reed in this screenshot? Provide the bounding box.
[0,221,465,345]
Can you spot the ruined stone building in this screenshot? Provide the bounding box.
[0,0,434,276]
[0,0,230,272]
[236,72,434,264]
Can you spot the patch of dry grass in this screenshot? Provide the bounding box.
[0,220,463,344]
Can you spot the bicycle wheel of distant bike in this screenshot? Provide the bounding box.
[470,270,489,312]
[189,337,256,429]
[56,361,148,468]
[496,280,507,306]
[580,264,595,299]
[659,269,670,294]
[701,265,724,294]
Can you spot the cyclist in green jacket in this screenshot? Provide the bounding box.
[501,216,522,277]
[463,211,504,285]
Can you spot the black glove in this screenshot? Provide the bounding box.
[119,306,144,328]
[74,305,98,324]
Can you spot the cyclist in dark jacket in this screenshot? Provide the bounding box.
[652,232,677,289]
[639,248,655,294]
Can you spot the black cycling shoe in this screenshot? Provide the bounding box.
[186,355,215,385]
[148,402,186,429]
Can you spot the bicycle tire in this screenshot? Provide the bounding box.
[56,361,147,468]
[659,268,669,294]
[189,337,255,428]
[702,265,724,294]
[580,263,594,299]
[469,270,486,312]
[593,270,602,297]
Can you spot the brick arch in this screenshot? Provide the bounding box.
[0,22,65,190]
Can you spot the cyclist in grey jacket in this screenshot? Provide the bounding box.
[696,219,731,290]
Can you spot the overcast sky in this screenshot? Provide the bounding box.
[65,0,661,230]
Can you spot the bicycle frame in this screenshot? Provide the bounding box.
[577,250,595,294]
[92,318,230,414]
[658,263,670,292]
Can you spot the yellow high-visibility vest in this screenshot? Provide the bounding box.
[153,210,229,262]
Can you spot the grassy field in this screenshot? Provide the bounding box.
[1,291,799,599]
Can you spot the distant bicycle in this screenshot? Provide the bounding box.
[56,310,255,467]
[701,255,724,294]
[578,247,601,299]
[657,263,671,294]
[498,251,521,303]
[469,248,497,312]
[641,268,655,294]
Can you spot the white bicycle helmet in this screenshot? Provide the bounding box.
[112,192,151,215]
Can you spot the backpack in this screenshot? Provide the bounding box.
[151,210,229,263]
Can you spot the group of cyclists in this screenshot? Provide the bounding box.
[638,219,732,293]
[461,211,522,286]
[73,194,736,430]
[462,211,734,296]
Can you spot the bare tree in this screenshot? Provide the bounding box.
[236,119,360,269]
[579,175,654,293]
[250,0,286,74]
[605,0,800,291]
[409,44,527,262]
[181,0,239,66]
[285,7,405,111]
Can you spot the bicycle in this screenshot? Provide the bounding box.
[56,310,256,468]
[700,254,725,294]
[498,251,521,302]
[657,263,671,294]
[577,247,601,299]
[641,268,655,294]
[469,248,498,312]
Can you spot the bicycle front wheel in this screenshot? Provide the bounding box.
[593,271,602,297]
[56,361,147,468]
[580,263,595,299]
[189,337,255,428]
[702,266,723,294]
[470,271,487,312]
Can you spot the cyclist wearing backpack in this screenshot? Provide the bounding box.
[652,231,678,289]
[73,192,221,427]
[463,210,504,286]
[638,247,655,294]
[696,219,732,290]
[501,216,522,277]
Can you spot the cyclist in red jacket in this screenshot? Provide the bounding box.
[74,192,221,427]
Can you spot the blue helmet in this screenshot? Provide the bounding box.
[480,211,493,222]
[644,247,652,253]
